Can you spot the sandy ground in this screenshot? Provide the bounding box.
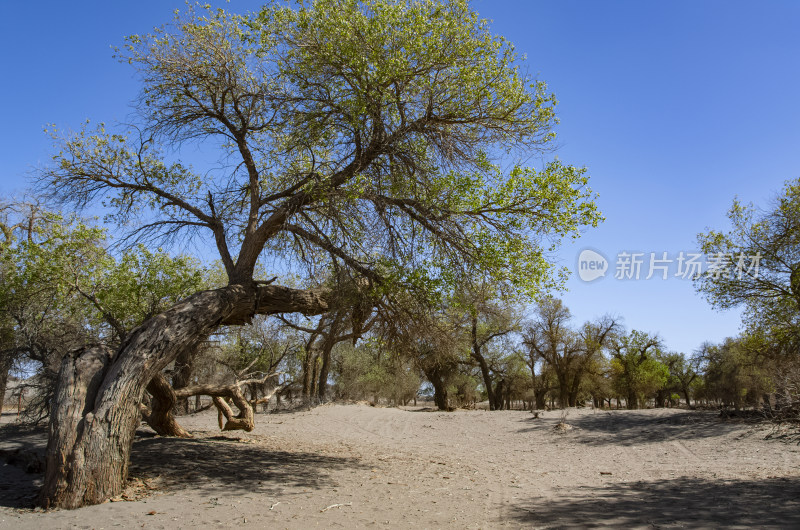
[1,404,799,529]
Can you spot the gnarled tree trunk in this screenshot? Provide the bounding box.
[141,373,191,438]
[39,345,116,509]
[39,284,330,509]
[431,378,449,411]
[173,375,283,432]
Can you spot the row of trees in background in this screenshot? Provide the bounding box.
[328,295,779,413]
[693,178,800,417]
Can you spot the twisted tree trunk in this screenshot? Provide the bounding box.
[172,374,283,432]
[39,284,330,509]
[422,364,452,411]
[142,374,191,438]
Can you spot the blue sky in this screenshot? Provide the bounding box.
[2,1,799,354]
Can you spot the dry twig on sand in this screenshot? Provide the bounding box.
[321,502,353,512]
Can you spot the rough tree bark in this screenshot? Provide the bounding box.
[310,354,321,398]
[39,345,115,509]
[431,379,449,411]
[301,347,317,401]
[39,284,330,509]
[207,388,253,431]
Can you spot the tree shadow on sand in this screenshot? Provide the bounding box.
[507,476,800,528]
[0,422,47,509]
[128,432,368,496]
[517,410,747,446]
[0,425,367,509]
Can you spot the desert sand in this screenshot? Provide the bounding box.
[1,404,799,529]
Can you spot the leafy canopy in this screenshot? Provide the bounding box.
[696,178,800,345]
[0,210,205,343]
[44,0,600,302]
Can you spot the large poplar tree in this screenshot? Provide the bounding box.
[38,0,600,508]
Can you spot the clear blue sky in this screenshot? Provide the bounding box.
[2,1,799,354]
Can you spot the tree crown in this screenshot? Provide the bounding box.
[43,0,600,302]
